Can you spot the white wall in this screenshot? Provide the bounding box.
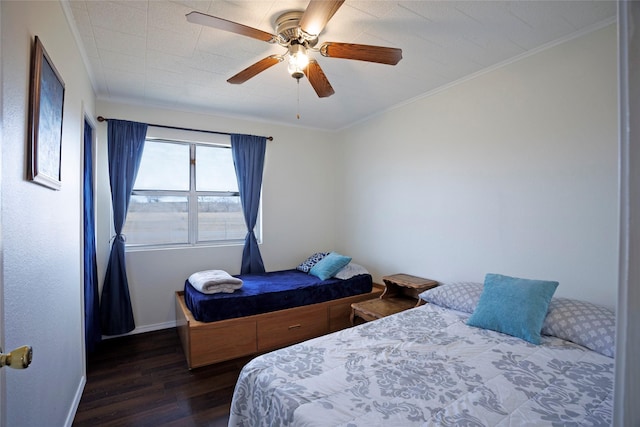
[96,23,619,334]
[1,1,95,426]
[336,24,618,309]
[95,101,338,331]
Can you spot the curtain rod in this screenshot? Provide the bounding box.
[96,116,273,141]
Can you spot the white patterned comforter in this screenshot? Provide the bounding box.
[229,304,613,426]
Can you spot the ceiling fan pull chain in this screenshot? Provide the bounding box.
[297,78,301,120]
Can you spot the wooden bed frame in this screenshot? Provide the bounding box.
[175,283,384,369]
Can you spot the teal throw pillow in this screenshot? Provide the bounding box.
[309,252,352,280]
[467,273,559,345]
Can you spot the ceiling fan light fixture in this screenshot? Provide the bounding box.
[288,43,309,80]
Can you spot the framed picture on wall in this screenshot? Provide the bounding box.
[28,36,65,190]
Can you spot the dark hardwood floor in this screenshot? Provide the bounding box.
[73,328,251,427]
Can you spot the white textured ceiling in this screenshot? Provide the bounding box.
[64,1,616,130]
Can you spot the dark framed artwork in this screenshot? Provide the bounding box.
[28,36,65,190]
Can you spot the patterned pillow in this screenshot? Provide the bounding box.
[542,297,616,358]
[296,252,329,273]
[419,282,483,314]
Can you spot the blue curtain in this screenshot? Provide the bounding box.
[231,134,266,274]
[83,120,101,353]
[100,120,147,335]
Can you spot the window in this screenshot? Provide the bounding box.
[122,136,256,248]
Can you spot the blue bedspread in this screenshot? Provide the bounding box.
[184,269,373,322]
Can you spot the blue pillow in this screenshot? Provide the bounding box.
[309,252,352,280]
[467,273,559,345]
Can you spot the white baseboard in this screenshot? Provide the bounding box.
[101,320,177,340]
[65,375,86,427]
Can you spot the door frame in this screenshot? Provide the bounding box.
[614,2,640,424]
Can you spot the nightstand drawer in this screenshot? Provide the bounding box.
[257,304,328,351]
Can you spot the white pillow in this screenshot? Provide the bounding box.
[333,263,369,280]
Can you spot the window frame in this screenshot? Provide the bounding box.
[124,136,259,250]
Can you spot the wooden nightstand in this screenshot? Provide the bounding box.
[350,274,438,324]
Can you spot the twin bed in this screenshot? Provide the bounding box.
[176,264,615,425]
[176,265,381,369]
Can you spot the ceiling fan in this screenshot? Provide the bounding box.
[186,0,403,98]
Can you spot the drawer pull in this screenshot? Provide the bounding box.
[288,324,302,330]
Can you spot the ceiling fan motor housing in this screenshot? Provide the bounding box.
[276,11,318,47]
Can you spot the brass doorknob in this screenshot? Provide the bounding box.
[0,345,33,369]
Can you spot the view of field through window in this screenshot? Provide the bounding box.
[123,139,249,246]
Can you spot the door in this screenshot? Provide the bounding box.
[83,118,101,354]
[1,2,5,423]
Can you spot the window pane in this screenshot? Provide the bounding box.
[198,196,246,241]
[135,141,189,191]
[196,145,238,192]
[124,195,188,245]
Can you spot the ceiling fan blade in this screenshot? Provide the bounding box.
[299,0,345,36]
[320,42,402,65]
[186,11,275,42]
[227,56,282,84]
[303,60,335,98]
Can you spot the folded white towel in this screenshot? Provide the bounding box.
[188,270,243,294]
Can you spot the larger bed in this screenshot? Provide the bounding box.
[229,280,615,426]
